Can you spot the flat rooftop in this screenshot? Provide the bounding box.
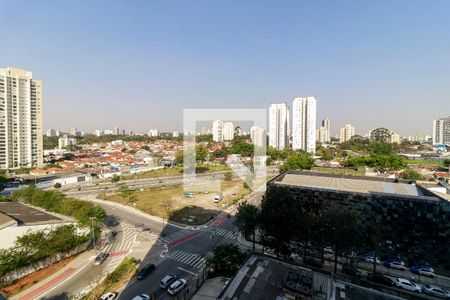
[0,202,62,225]
[276,173,423,196]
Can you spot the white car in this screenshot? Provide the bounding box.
[99,292,117,300]
[131,294,150,300]
[168,278,187,295]
[423,284,450,299]
[362,256,380,264]
[384,260,406,271]
[395,278,421,293]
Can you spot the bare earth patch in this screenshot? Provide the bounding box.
[0,255,77,297]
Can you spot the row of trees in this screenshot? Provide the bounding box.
[12,185,106,226]
[0,225,89,278]
[235,189,392,273]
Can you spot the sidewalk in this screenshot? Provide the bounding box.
[11,250,95,300]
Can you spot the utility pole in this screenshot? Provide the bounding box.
[90,217,96,251]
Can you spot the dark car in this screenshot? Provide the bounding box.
[137,263,156,280]
[304,257,323,268]
[342,265,363,277]
[367,272,395,286]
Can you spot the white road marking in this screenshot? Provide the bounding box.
[177,267,197,276]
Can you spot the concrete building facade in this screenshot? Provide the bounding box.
[339,123,355,143]
[292,96,316,153]
[0,67,43,169]
[433,116,450,145]
[269,103,290,149]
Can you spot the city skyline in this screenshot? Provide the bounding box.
[1,1,449,135]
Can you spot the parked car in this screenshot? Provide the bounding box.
[366,272,395,286]
[323,246,334,254]
[395,278,422,293]
[342,265,362,277]
[183,193,194,198]
[411,264,435,277]
[304,257,323,268]
[168,279,187,295]
[137,263,156,280]
[213,193,223,203]
[131,294,150,300]
[93,252,109,266]
[384,259,406,271]
[362,255,381,264]
[99,292,118,300]
[160,274,177,289]
[423,284,450,299]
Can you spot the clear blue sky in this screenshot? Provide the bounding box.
[1,0,449,135]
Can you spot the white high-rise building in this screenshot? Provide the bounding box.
[0,67,43,168]
[212,120,224,142]
[114,126,120,135]
[390,132,401,144]
[223,122,235,141]
[148,129,159,137]
[340,124,355,143]
[46,129,56,137]
[322,118,331,142]
[316,127,328,144]
[172,131,179,138]
[94,129,104,137]
[292,97,316,153]
[269,103,290,149]
[250,126,266,147]
[58,135,77,149]
[433,117,450,145]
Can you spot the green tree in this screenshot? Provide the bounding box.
[207,244,246,277]
[444,159,450,168]
[195,145,208,164]
[54,182,62,189]
[235,202,259,251]
[259,187,301,256]
[111,175,121,183]
[399,169,424,181]
[175,150,184,165]
[324,206,361,272]
[224,171,233,181]
[370,128,391,143]
[279,153,314,173]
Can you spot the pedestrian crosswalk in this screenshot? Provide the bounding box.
[168,250,207,269]
[206,227,236,240]
[102,222,137,274]
[158,229,197,244]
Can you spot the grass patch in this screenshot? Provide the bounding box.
[82,257,137,300]
[406,159,443,166]
[170,206,215,225]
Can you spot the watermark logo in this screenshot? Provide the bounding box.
[182,108,267,193]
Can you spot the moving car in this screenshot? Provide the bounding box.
[423,284,450,299]
[137,263,156,280]
[384,259,406,271]
[93,252,109,266]
[99,292,118,300]
[131,294,150,300]
[366,272,395,286]
[168,278,187,295]
[395,278,422,293]
[160,274,177,289]
[411,264,435,277]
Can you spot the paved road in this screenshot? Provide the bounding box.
[117,216,243,300]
